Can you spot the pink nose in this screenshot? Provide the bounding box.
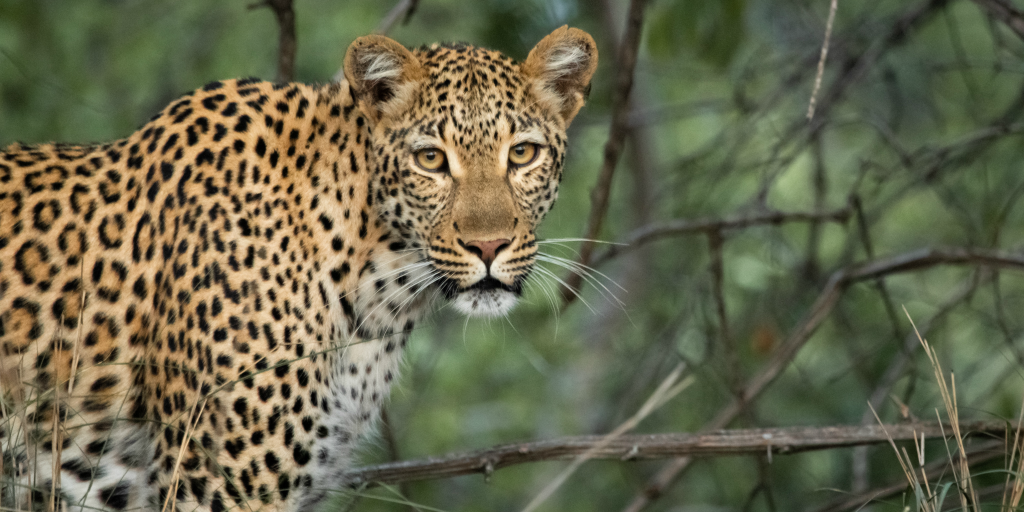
[465,238,511,267]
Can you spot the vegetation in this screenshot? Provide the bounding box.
[4,0,1024,510]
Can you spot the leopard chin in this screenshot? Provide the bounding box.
[452,288,520,317]
[439,276,523,317]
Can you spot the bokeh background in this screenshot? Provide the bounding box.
[4,0,1024,510]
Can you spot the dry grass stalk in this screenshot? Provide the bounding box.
[868,403,935,512]
[160,398,209,512]
[872,308,1024,512]
[1002,394,1024,509]
[807,0,839,120]
[49,396,61,512]
[520,363,693,512]
[1,356,10,504]
[43,285,85,512]
[905,308,979,509]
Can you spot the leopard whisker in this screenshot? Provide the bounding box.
[534,238,625,260]
[347,260,432,298]
[352,265,438,339]
[536,253,625,307]
[536,238,626,245]
[521,276,563,336]
[536,252,626,292]
[523,274,560,317]
[531,265,596,314]
[387,271,443,327]
[354,254,430,284]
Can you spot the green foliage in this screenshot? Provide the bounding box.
[647,0,746,68]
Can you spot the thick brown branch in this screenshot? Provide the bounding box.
[623,245,1024,511]
[250,0,297,82]
[971,0,1024,41]
[593,207,852,266]
[345,421,1007,488]
[561,0,649,303]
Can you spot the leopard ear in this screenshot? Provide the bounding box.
[344,35,424,123]
[522,26,598,125]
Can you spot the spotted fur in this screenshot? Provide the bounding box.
[0,26,597,511]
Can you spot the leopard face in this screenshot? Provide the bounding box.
[346,28,597,317]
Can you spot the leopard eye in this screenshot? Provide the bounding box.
[508,143,539,167]
[414,148,447,171]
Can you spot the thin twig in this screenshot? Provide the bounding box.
[561,0,649,304]
[332,0,421,83]
[803,136,828,280]
[520,364,691,512]
[707,231,738,394]
[852,196,902,342]
[807,0,839,120]
[378,408,421,512]
[345,421,1007,488]
[377,0,420,35]
[971,0,1024,41]
[593,206,852,266]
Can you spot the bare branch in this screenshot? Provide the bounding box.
[622,245,1024,511]
[377,0,420,36]
[345,421,1007,488]
[249,0,297,82]
[593,206,852,266]
[561,0,649,303]
[971,0,1024,41]
[707,231,738,393]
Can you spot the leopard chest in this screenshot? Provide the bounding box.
[277,248,431,504]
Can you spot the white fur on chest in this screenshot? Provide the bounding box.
[299,250,432,506]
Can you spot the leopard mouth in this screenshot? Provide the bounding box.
[436,276,524,317]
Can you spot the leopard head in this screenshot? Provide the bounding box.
[344,26,597,317]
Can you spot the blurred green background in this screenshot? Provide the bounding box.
[4,0,1024,510]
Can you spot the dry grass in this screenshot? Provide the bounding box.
[870,308,1024,512]
[160,399,208,512]
[1003,402,1024,509]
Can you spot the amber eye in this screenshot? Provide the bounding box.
[414,148,447,171]
[508,143,539,167]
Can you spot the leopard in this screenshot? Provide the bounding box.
[0,26,597,511]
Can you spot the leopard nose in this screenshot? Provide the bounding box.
[465,238,512,267]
